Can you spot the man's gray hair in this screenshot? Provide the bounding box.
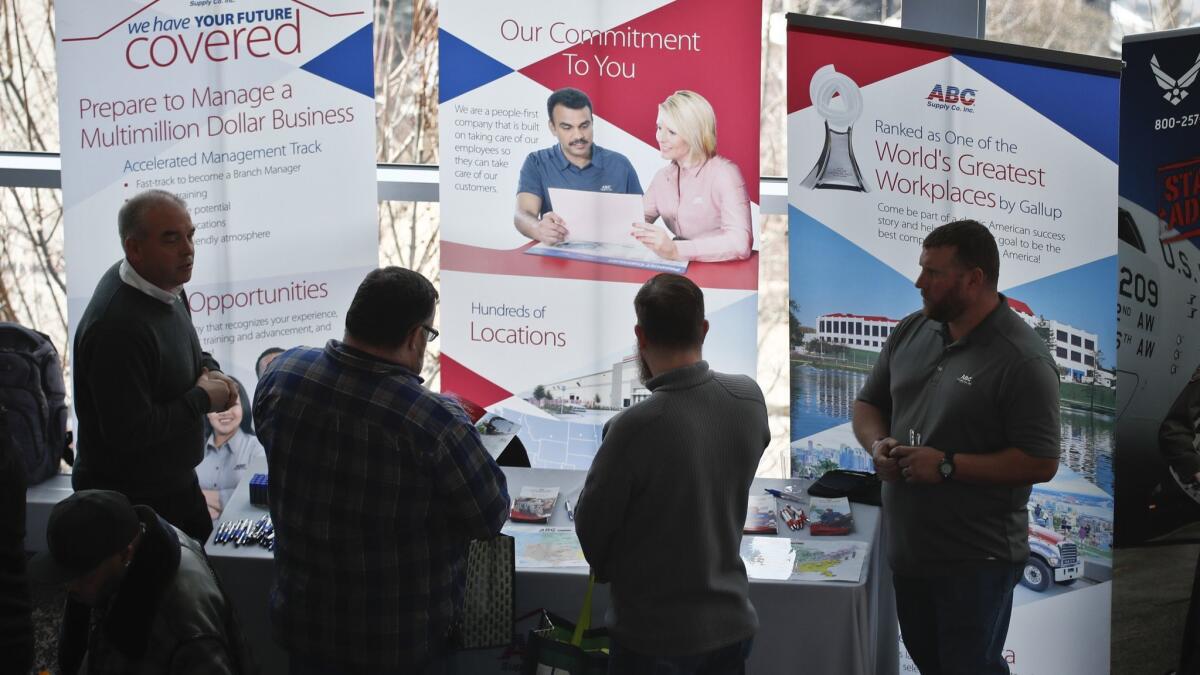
[117,190,188,244]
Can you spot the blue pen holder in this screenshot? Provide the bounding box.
[249,473,269,507]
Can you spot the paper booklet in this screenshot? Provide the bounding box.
[743,495,779,534]
[440,393,521,461]
[475,411,520,460]
[808,496,854,535]
[510,486,559,523]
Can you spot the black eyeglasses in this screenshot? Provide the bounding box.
[422,324,439,341]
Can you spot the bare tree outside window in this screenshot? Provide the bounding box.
[987,0,1110,56]
[0,0,66,365]
[7,0,1155,477]
[374,0,443,383]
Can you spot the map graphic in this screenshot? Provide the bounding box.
[494,406,604,470]
[739,536,794,580]
[790,540,869,582]
[507,527,588,568]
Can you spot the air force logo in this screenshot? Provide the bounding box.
[1151,53,1200,106]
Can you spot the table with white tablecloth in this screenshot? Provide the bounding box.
[200,460,897,675]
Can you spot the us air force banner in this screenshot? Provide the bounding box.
[1114,26,1200,673]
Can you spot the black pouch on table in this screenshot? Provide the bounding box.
[807,469,882,506]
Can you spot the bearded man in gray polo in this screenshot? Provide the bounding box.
[852,219,1061,675]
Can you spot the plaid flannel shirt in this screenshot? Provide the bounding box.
[253,340,510,671]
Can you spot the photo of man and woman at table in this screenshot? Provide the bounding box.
[513,87,753,272]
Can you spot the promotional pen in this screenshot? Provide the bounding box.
[564,499,575,521]
[221,520,239,545]
[764,488,806,504]
[234,520,250,547]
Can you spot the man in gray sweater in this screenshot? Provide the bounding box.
[576,273,770,673]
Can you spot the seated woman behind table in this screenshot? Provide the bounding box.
[195,375,264,519]
[634,90,753,263]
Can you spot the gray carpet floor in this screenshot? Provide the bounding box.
[1112,523,1200,675]
[28,583,64,675]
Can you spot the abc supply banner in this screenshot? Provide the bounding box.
[57,1,377,391]
[438,1,760,470]
[1113,28,1200,673]
[787,17,1118,675]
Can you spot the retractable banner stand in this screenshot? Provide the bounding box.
[1113,27,1200,672]
[56,1,377,392]
[787,16,1118,674]
[438,1,760,469]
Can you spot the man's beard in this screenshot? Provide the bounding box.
[922,289,967,323]
[637,346,653,385]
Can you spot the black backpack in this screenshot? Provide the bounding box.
[0,323,70,484]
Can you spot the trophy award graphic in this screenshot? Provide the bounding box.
[801,65,869,192]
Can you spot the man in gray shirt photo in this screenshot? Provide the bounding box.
[513,87,642,245]
[576,273,770,673]
[853,220,1061,674]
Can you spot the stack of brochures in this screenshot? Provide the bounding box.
[510,486,559,523]
[743,495,779,534]
[808,496,854,535]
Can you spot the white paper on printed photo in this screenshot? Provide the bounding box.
[549,187,651,244]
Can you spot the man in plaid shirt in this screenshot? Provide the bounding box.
[254,267,510,674]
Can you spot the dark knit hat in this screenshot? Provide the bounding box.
[28,490,140,584]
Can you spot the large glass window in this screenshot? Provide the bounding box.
[989,0,1200,56]
[1,3,60,154]
[0,187,67,355]
[6,0,1159,477]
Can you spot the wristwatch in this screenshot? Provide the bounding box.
[938,451,955,482]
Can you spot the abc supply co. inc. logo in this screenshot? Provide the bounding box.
[926,84,977,113]
[1151,53,1200,106]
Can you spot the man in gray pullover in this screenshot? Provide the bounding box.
[576,273,770,673]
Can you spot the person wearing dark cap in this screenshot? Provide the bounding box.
[30,490,252,675]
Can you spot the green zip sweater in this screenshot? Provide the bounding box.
[72,261,218,496]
